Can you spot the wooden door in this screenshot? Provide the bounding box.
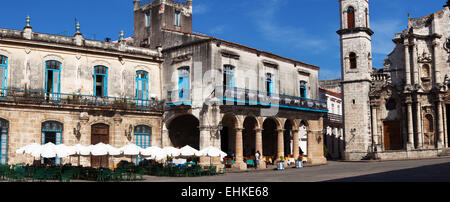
[383,121,402,150]
[91,124,109,168]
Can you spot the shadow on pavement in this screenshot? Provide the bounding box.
[325,162,450,182]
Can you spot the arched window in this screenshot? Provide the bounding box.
[349,52,357,69]
[41,121,63,165]
[0,118,9,165]
[347,6,356,29]
[45,60,62,102]
[136,70,149,108]
[94,66,108,97]
[134,125,151,165]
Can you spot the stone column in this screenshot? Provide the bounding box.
[232,128,247,170]
[198,125,212,167]
[276,129,285,162]
[443,103,448,148]
[292,129,300,160]
[371,105,379,151]
[404,41,411,86]
[433,40,441,85]
[412,38,419,86]
[415,101,423,149]
[406,100,415,150]
[255,128,266,168]
[437,100,445,149]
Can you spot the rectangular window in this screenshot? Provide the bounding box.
[94,66,108,98]
[178,67,190,101]
[45,61,61,102]
[0,122,8,165]
[300,81,307,99]
[174,11,181,26]
[145,11,151,27]
[136,71,149,108]
[266,73,273,96]
[0,56,7,97]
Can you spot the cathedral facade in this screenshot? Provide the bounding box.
[339,0,450,160]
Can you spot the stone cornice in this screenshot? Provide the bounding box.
[337,27,374,36]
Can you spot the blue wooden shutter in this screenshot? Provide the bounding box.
[55,131,62,165]
[0,125,8,165]
[178,67,190,101]
[0,56,7,96]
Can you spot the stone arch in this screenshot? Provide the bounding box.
[167,113,200,150]
[242,116,259,157]
[298,120,309,155]
[262,117,280,158]
[220,113,240,155]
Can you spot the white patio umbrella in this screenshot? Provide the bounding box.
[16,143,40,155]
[163,146,181,157]
[120,144,144,163]
[199,146,227,165]
[199,146,227,158]
[144,147,167,161]
[55,144,76,158]
[72,144,91,166]
[179,145,200,157]
[90,143,110,156]
[41,142,58,158]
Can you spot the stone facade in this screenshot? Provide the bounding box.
[339,0,450,160]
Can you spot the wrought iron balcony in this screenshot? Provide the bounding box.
[324,113,343,124]
[166,89,192,106]
[213,85,328,113]
[0,88,164,112]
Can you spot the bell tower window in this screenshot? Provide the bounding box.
[347,6,355,29]
[349,52,357,69]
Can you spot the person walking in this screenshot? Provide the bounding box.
[255,151,261,169]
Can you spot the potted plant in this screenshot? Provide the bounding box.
[277,156,285,170]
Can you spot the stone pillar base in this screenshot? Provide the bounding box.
[232,161,247,170]
[258,161,267,169]
[306,156,327,166]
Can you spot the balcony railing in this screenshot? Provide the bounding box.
[0,88,164,112]
[166,89,192,106]
[324,113,343,124]
[213,85,328,113]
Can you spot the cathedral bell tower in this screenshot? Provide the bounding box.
[133,0,193,49]
[337,0,375,160]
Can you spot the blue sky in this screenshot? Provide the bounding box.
[0,0,447,80]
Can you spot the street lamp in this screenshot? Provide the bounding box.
[125,124,133,141]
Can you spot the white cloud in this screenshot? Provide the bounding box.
[250,0,330,54]
[209,25,226,35]
[193,3,209,15]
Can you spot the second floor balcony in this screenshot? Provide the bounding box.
[0,88,164,112]
[166,89,192,107]
[213,85,328,113]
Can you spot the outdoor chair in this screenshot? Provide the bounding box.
[102,169,112,182]
[32,168,47,182]
[112,169,125,181]
[60,169,74,182]
[46,168,58,181]
[134,167,146,181]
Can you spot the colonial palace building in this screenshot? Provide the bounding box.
[0,0,327,169]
